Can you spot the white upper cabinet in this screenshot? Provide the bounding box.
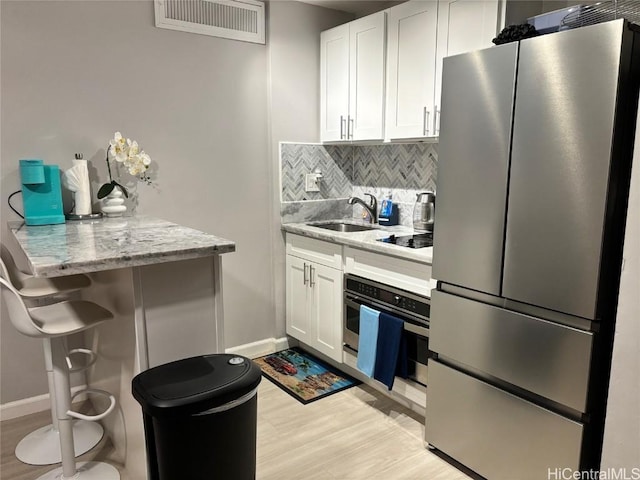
[385,1,438,140]
[322,1,501,143]
[385,0,502,141]
[348,12,386,141]
[320,24,349,142]
[434,0,502,134]
[321,12,386,142]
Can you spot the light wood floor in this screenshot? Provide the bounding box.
[1,380,472,479]
[0,403,122,480]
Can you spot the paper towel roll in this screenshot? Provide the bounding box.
[63,159,92,215]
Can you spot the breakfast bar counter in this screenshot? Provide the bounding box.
[7,215,236,478]
[8,215,235,276]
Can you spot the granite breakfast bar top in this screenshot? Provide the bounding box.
[281,220,433,264]
[8,215,236,277]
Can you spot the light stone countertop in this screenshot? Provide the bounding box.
[281,220,433,265]
[8,215,236,277]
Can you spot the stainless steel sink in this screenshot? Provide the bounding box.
[311,222,379,232]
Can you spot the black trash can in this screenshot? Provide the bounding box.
[132,354,262,480]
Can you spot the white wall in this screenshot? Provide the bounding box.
[0,0,356,407]
[0,0,273,403]
[601,108,640,469]
[267,1,352,338]
[503,1,600,27]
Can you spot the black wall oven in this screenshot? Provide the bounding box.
[343,274,430,386]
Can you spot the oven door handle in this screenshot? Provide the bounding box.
[344,296,363,311]
[344,293,429,336]
[404,321,429,338]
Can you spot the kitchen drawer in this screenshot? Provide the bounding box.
[344,246,431,296]
[286,234,342,270]
[426,361,583,480]
[430,290,593,412]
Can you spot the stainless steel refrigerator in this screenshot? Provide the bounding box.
[426,19,640,479]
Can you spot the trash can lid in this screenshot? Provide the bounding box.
[131,354,262,417]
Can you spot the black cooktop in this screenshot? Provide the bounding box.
[377,233,433,249]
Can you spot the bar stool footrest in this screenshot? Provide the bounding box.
[66,348,98,373]
[69,389,116,422]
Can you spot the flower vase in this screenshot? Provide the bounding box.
[101,189,127,217]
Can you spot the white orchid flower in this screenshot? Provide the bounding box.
[107,145,125,163]
[103,132,153,189]
[116,149,129,163]
[127,153,142,173]
[140,151,151,167]
[128,140,139,156]
[109,133,129,163]
[129,161,144,175]
[109,132,127,151]
[110,132,126,148]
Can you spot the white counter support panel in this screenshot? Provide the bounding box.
[134,257,225,369]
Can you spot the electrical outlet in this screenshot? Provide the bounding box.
[305,173,320,192]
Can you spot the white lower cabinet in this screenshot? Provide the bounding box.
[285,235,343,362]
[286,254,311,342]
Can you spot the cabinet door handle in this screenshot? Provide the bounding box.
[340,115,346,140]
[434,106,440,136]
[303,263,308,285]
[348,116,354,140]
[309,265,315,287]
[423,107,430,136]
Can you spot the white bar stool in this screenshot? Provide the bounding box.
[0,245,105,466]
[1,277,120,480]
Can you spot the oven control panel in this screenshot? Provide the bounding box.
[352,281,379,298]
[345,275,430,320]
[391,295,419,312]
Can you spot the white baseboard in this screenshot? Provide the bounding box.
[1,338,290,421]
[225,337,290,359]
[0,385,88,421]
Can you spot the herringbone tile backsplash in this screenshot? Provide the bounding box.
[280,142,437,202]
[280,142,438,225]
[353,143,437,192]
[281,143,353,202]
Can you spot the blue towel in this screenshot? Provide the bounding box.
[373,312,407,390]
[356,305,380,377]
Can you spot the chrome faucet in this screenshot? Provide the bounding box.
[348,193,377,223]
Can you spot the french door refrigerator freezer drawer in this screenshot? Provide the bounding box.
[426,361,583,480]
[430,290,593,413]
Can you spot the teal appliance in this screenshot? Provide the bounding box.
[19,159,65,226]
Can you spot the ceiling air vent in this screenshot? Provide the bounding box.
[154,0,265,44]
